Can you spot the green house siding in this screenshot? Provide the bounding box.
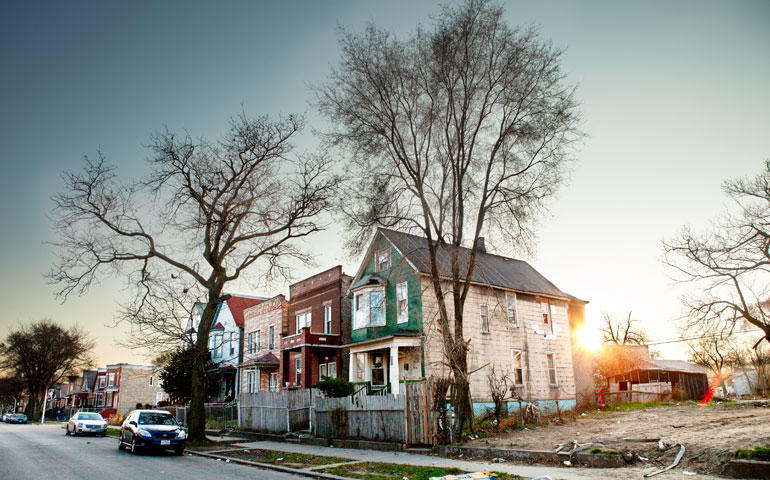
[350,234,423,343]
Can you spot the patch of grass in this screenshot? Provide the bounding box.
[735,445,770,461]
[589,447,620,455]
[601,401,676,412]
[221,449,353,468]
[106,428,120,438]
[489,472,524,480]
[314,461,467,480]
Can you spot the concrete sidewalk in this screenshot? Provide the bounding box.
[228,439,597,480]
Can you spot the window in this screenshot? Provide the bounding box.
[397,282,408,324]
[295,356,302,385]
[269,372,279,392]
[268,325,275,350]
[371,353,386,385]
[229,332,235,356]
[541,300,554,334]
[480,304,490,333]
[511,349,524,385]
[246,370,258,393]
[324,303,332,333]
[213,333,223,357]
[546,352,558,386]
[319,362,337,379]
[247,332,257,355]
[374,248,390,272]
[149,375,154,387]
[506,292,518,327]
[354,292,366,329]
[156,392,163,404]
[98,377,105,389]
[370,290,385,325]
[296,311,311,334]
[256,330,261,353]
[108,373,115,387]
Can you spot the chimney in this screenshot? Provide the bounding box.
[476,237,487,254]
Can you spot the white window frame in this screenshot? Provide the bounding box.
[369,288,386,326]
[295,356,302,385]
[98,377,105,389]
[295,310,311,334]
[246,369,258,393]
[268,325,275,350]
[397,281,408,324]
[269,372,279,392]
[546,351,558,386]
[319,361,337,379]
[353,287,385,329]
[374,248,390,273]
[229,332,235,356]
[506,292,519,327]
[213,333,223,357]
[480,304,490,333]
[541,299,554,335]
[256,329,261,353]
[108,373,115,387]
[156,392,163,404]
[149,375,154,387]
[511,349,524,386]
[247,332,256,355]
[324,302,332,334]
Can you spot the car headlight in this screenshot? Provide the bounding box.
[137,429,152,438]
[176,429,186,439]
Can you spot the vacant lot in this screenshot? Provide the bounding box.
[467,401,770,477]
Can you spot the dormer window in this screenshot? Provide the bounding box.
[374,248,390,272]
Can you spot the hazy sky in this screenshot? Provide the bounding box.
[1,0,768,367]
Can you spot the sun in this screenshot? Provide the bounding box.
[574,322,602,353]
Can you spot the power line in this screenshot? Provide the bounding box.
[644,328,759,346]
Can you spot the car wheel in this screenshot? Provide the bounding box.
[118,437,125,450]
[65,425,70,436]
[130,436,137,455]
[174,448,184,456]
[101,432,107,437]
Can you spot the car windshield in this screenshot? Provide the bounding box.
[79,413,102,421]
[137,413,176,425]
[13,414,25,419]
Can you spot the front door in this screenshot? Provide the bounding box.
[371,352,387,386]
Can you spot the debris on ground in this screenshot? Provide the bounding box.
[644,442,685,478]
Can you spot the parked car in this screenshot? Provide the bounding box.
[118,410,185,455]
[1,413,10,422]
[66,411,107,436]
[7,414,27,424]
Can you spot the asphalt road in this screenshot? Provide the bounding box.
[0,422,303,480]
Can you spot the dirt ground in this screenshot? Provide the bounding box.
[466,401,770,479]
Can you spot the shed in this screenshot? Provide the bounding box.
[608,359,709,401]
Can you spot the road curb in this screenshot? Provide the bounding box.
[186,450,353,480]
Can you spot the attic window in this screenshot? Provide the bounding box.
[374,248,390,272]
[541,299,554,335]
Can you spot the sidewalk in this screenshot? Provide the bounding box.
[224,439,597,480]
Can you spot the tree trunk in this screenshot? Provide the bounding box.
[450,341,473,439]
[187,296,220,442]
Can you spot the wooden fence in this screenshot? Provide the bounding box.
[314,394,407,443]
[239,390,320,433]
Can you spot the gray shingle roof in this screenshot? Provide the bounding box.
[379,228,583,302]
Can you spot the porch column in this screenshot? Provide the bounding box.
[349,351,357,382]
[334,349,342,379]
[389,345,400,394]
[280,350,290,389]
[301,345,312,388]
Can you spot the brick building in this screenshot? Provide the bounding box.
[239,295,288,393]
[281,266,352,389]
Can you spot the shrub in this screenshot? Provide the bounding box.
[107,413,124,426]
[317,376,355,398]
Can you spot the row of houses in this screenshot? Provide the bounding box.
[53,364,168,417]
[189,228,595,412]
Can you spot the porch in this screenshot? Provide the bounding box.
[347,334,423,395]
[280,327,342,389]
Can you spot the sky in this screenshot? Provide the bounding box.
[0,0,768,367]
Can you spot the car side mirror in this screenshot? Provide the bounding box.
[129,421,137,426]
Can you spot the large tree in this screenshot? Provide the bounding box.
[664,161,770,348]
[49,113,336,440]
[0,320,93,420]
[317,0,581,436]
[600,311,649,345]
[156,346,219,404]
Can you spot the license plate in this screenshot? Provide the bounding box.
[160,440,170,446]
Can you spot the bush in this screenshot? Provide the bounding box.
[107,413,123,426]
[317,376,355,398]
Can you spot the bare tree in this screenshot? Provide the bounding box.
[0,320,94,420]
[486,363,512,430]
[600,311,649,345]
[316,0,581,437]
[49,113,336,440]
[664,161,770,348]
[686,329,732,395]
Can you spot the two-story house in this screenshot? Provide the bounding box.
[99,364,169,416]
[346,228,586,412]
[187,294,266,402]
[239,295,288,393]
[94,368,107,408]
[280,266,352,389]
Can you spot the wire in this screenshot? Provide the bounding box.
[644,328,759,346]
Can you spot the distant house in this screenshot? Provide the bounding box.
[345,228,586,413]
[98,364,169,416]
[186,294,266,402]
[240,295,288,393]
[281,266,352,389]
[608,359,709,401]
[94,368,107,408]
[65,370,96,409]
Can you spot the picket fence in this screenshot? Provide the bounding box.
[239,390,322,433]
[314,394,406,443]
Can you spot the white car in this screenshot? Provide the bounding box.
[66,412,108,436]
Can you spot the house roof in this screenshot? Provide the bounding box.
[646,359,707,374]
[225,295,266,327]
[211,322,225,330]
[377,228,583,302]
[240,352,280,368]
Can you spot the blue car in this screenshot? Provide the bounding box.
[118,409,186,455]
[7,414,27,424]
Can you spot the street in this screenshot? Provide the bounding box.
[0,423,303,480]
